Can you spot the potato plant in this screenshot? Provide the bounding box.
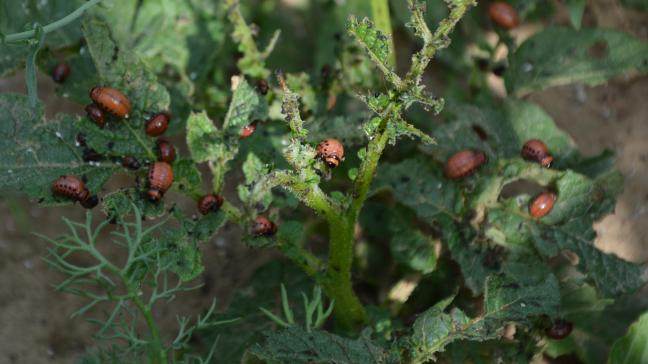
[1,0,648,363]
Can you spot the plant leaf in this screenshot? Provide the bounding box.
[0,94,117,204]
[408,272,560,361]
[608,311,648,364]
[506,27,648,96]
[251,327,395,364]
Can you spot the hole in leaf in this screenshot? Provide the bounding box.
[587,41,608,59]
[500,180,546,200]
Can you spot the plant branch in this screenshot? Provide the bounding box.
[3,0,104,43]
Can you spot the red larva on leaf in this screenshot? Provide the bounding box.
[145,112,171,137]
[198,194,224,215]
[52,63,70,83]
[85,103,105,127]
[522,139,553,167]
[545,319,573,340]
[147,162,174,202]
[89,86,132,118]
[52,175,98,209]
[252,215,277,236]
[155,139,176,163]
[315,138,345,168]
[529,191,557,218]
[239,121,258,139]
[488,2,520,30]
[444,149,488,179]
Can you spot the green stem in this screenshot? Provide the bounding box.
[130,289,165,364]
[371,0,396,67]
[4,0,104,43]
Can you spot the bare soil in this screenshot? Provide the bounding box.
[1,1,647,363]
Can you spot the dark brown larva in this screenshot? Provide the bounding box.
[198,194,224,215]
[155,139,176,163]
[76,133,87,147]
[52,175,98,209]
[52,63,70,83]
[83,148,101,162]
[529,191,557,218]
[315,138,345,168]
[545,319,573,340]
[252,216,277,236]
[256,79,269,95]
[444,149,488,179]
[122,156,141,170]
[488,2,520,30]
[239,122,258,139]
[147,162,174,202]
[90,87,131,118]
[85,103,105,127]
[522,139,553,167]
[145,112,171,137]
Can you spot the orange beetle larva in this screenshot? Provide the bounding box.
[198,194,224,215]
[444,149,488,179]
[52,175,98,209]
[147,162,174,202]
[315,138,345,168]
[252,216,277,236]
[488,2,520,30]
[89,86,132,118]
[529,191,557,218]
[522,139,553,168]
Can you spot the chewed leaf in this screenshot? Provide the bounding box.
[347,16,399,85]
[408,272,559,360]
[186,111,225,163]
[223,79,268,135]
[83,17,170,113]
[0,94,117,204]
[251,327,394,364]
[506,27,648,96]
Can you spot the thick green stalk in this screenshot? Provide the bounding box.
[371,0,396,67]
[322,214,366,330]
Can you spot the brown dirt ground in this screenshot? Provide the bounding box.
[1,1,648,363]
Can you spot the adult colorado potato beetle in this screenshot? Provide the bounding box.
[444,149,488,179]
[52,175,98,209]
[488,2,520,30]
[545,319,573,340]
[198,194,224,215]
[529,191,557,218]
[252,215,277,236]
[155,139,176,163]
[522,139,553,167]
[145,112,171,137]
[90,86,131,118]
[85,104,105,127]
[239,122,258,139]
[315,138,345,168]
[147,162,174,202]
[52,63,70,83]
